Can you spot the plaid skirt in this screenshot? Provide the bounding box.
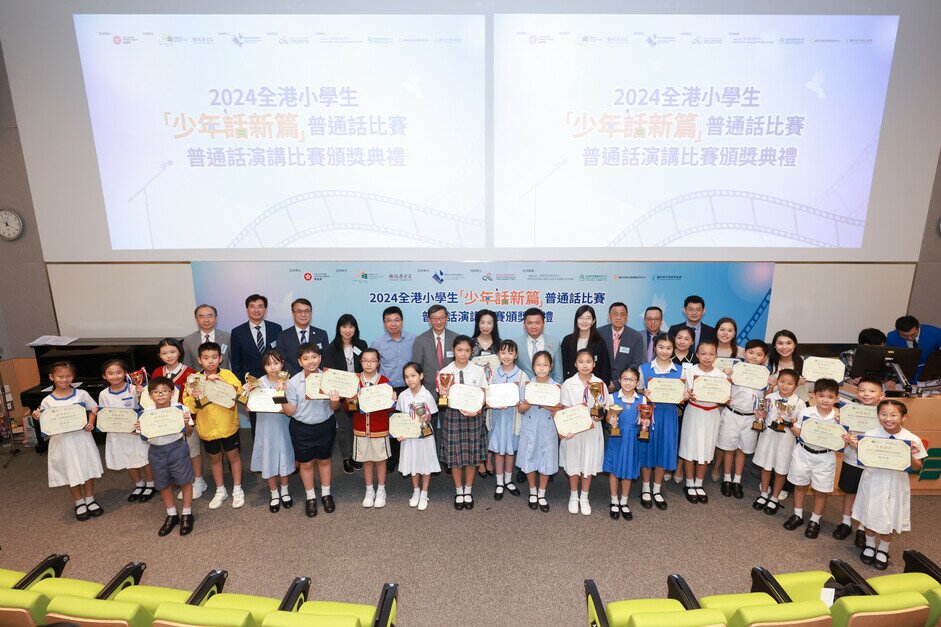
[438,407,488,468]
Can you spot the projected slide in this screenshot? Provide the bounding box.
[73,14,484,250]
[494,14,898,249]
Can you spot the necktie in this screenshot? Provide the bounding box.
[646,334,654,361]
[531,339,537,357]
[300,329,307,344]
[459,370,465,384]
[255,325,264,353]
[913,339,919,349]
[204,334,210,343]
[436,336,443,369]
[613,329,622,356]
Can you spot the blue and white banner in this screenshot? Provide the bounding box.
[192,261,774,344]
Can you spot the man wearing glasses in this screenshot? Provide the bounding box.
[275,298,330,376]
[182,304,231,370]
[411,304,457,402]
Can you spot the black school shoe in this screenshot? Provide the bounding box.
[731,483,744,499]
[179,514,194,536]
[653,493,668,510]
[873,550,889,570]
[609,504,620,520]
[321,495,336,513]
[86,500,104,517]
[343,458,355,474]
[753,495,768,510]
[281,493,293,509]
[158,515,180,536]
[720,481,732,497]
[833,523,852,540]
[804,520,821,539]
[128,487,144,502]
[305,498,318,518]
[860,547,876,566]
[138,486,156,503]
[640,491,653,509]
[74,504,90,522]
[855,529,867,548]
[783,514,804,530]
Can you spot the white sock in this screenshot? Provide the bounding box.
[166,506,178,516]
[686,479,694,488]
[145,481,154,488]
[769,495,779,503]
[377,485,386,494]
[537,488,546,498]
[529,486,537,496]
[794,508,804,518]
[413,487,421,496]
[216,486,226,494]
[135,480,146,487]
[182,506,192,515]
[865,535,877,548]
[569,490,578,500]
[579,491,589,501]
[496,473,505,486]
[619,494,628,506]
[464,485,472,495]
[232,484,243,493]
[723,473,732,482]
[321,485,331,497]
[733,474,741,483]
[305,488,317,500]
[842,515,852,526]
[270,489,279,499]
[810,513,821,523]
[85,497,100,509]
[456,486,464,496]
[760,491,769,498]
[75,499,85,507]
[610,495,619,504]
[280,484,290,496]
[877,540,890,552]
[365,485,376,495]
[653,483,662,494]
[694,478,703,488]
[504,472,512,484]
[419,490,428,498]
[642,481,650,492]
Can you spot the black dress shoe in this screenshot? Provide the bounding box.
[506,483,521,496]
[464,494,474,510]
[764,500,780,516]
[753,495,768,510]
[74,504,90,522]
[528,495,538,510]
[620,505,633,521]
[321,495,336,513]
[305,498,318,518]
[352,460,363,471]
[804,520,821,539]
[653,493,667,510]
[860,548,876,566]
[343,458,355,474]
[783,514,804,530]
[281,494,293,509]
[720,481,732,497]
[269,498,281,513]
[873,551,889,570]
[855,529,867,548]
[697,491,709,504]
[609,504,620,520]
[477,467,488,479]
[731,483,744,499]
[454,495,465,510]
[86,501,104,517]
[158,515,180,536]
[494,486,505,501]
[833,523,852,540]
[516,470,527,484]
[538,498,550,513]
[179,514,194,536]
[685,488,698,504]
[640,492,653,509]
[128,487,143,502]
[138,487,156,503]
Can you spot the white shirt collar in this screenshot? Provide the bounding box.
[651,360,678,374]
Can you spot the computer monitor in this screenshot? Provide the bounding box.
[849,346,921,383]
[920,350,941,382]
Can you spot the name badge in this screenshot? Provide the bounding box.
[271,340,277,348]
[220,343,228,353]
[619,346,631,354]
[316,342,323,349]
[446,351,454,358]
[352,346,362,355]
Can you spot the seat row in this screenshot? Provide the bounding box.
[586,548,941,627]
[0,556,396,627]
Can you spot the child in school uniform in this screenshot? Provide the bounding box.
[846,399,927,570]
[182,341,244,510]
[396,362,440,511]
[354,348,395,509]
[751,369,806,516]
[638,333,682,510]
[243,349,295,513]
[138,376,196,536]
[98,359,154,503]
[783,377,841,539]
[32,361,104,521]
[833,377,884,546]
[560,349,610,516]
[516,351,561,513]
[283,342,342,518]
[489,340,526,500]
[716,339,770,499]
[603,367,644,521]
[437,335,489,511]
[678,340,728,504]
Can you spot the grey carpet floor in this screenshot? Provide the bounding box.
[1,432,938,626]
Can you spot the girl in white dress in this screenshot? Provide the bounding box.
[31,361,104,521]
[396,362,440,511]
[846,399,927,571]
[98,359,154,503]
[559,349,610,516]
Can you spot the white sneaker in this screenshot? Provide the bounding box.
[417,495,429,511]
[362,491,375,508]
[778,490,789,501]
[663,472,672,481]
[409,492,421,507]
[579,498,591,516]
[231,488,245,509]
[568,496,579,514]
[374,490,387,508]
[180,477,207,500]
[208,488,228,510]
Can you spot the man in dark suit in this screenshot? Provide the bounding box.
[668,295,717,351]
[275,298,329,376]
[597,302,645,390]
[640,306,666,364]
[182,304,231,371]
[886,315,941,381]
[231,294,283,436]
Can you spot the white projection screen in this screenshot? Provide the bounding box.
[1,1,939,262]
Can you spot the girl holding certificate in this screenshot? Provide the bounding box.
[603,367,644,521]
[638,334,683,510]
[846,400,927,570]
[678,340,727,504]
[489,340,526,500]
[559,349,610,516]
[395,362,440,511]
[99,359,154,503]
[33,361,104,521]
[353,348,394,509]
[437,336,488,511]
[516,351,560,512]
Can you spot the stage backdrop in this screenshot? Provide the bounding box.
[191,262,773,347]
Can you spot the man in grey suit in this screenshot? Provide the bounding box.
[411,304,457,403]
[182,304,231,371]
[516,307,563,383]
[597,301,645,391]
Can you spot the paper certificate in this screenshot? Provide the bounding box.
[645,378,686,404]
[246,388,283,413]
[204,379,236,408]
[305,373,329,400]
[714,357,738,371]
[692,376,732,404]
[732,362,771,390]
[802,357,846,382]
[486,383,519,408]
[554,405,593,436]
[448,383,485,413]
[800,418,845,451]
[139,407,185,439]
[96,407,139,433]
[473,354,501,372]
[319,369,360,399]
[857,436,912,471]
[840,404,880,433]
[40,404,88,436]
[359,384,394,413]
[389,412,422,439]
[524,382,561,407]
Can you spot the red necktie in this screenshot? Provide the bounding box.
[436,336,444,369]
[613,329,622,356]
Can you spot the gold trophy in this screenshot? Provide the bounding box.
[413,403,433,438]
[588,382,604,418]
[637,403,655,441]
[770,399,791,432]
[272,371,290,404]
[186,373,208,409]
[438,373,454,407]
[752,398,768,432]
[608,404,623,437]
[347,382,359,412]
[237,374,259,405]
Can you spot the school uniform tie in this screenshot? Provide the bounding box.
[459,370,465,384]
[436,336,444,369]
[254,325,264,353]
[300,329,307,344]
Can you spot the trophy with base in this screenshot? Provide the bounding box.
[637,403,655,441]
[272,371,290,405]
[347,392,359,413]
[771,399,792,432]
[588,382,604,418]
[129,368,148,390]
[608,404,623,437]
[237,374,260,405]
[185,373,208,409]
[752,398,768,432]
[438,373,454,407]
[413,403,433,438]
